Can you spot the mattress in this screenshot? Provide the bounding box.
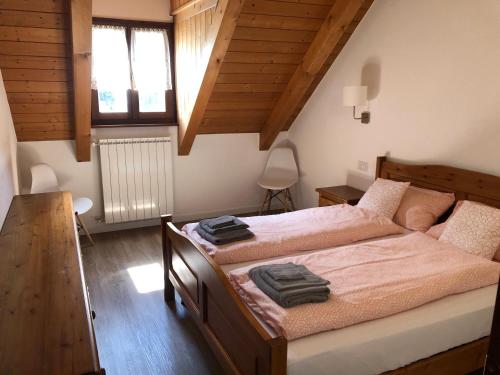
[221,233,497,375]
[287,284,496,375]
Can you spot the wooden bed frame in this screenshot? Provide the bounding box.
[161,156,500,375]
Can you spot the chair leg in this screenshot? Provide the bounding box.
[283,189,289,212]
[282,190,289,212]
[266,189,273,212]
[286,188,296,211]
[76,213,95,246]
[259,190,270,215]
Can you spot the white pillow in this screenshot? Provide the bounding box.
[357,178,410,219]
[440,200,500,259]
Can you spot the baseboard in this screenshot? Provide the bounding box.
[86,203,283,234]
[87,218,160,234]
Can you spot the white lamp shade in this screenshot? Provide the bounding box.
[343,86,367,107]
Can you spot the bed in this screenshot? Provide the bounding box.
[161,156,500,374]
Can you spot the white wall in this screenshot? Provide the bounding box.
[0,70,19,228]
[93,0,172,22]
[289,0,500,209]
[17,129,286,233]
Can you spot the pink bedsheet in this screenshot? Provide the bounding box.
[229,232,500,340]
[183,204,404,264]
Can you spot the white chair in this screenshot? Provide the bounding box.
[30,164,59,194]
[258,147,299,214]
[30,164,95,246]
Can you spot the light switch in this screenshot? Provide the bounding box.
[358,160,369,172]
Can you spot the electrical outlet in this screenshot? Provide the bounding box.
[358,160,369,172]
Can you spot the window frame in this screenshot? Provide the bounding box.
[91,18,177,127]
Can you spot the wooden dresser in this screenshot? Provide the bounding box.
[0,192,103,375]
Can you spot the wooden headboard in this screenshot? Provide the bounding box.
[376,156,500,209]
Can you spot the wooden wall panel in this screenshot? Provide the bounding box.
[174,6,218,149]
[241,0,331,19]
[0,10,67,28]
[3,81,71,92]
[0,55,70,69]
[173,0,244,154]
[0,0,74,142]
[7,92,69,104]
[0,0,67,13]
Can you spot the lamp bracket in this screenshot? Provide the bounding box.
[352,106,370,124]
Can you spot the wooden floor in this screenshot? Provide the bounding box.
[81,226,222,375]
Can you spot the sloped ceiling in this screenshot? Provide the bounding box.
[172,0,374,155]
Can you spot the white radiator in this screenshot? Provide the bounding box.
[97,137,174,224]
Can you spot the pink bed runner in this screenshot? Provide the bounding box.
[229,232,500,340]
[183,204,404,264]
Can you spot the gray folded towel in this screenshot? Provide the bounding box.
[260,271,328,293]
[199,216,249,235]
[262,264,330,292]
[249,265,330,308]
[283,293,329,306]
[195,224,254,245]
[206,215,240,229]
[265,262,311,281]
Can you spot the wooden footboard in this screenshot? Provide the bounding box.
[161,215,287,375]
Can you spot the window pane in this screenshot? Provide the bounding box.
[98,90,128,113]
[138,90,165,113]
[131,28,172,113]
[92,26,131,113]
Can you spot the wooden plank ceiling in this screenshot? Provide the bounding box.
[174,0,374,155]
[0,0,74,142]
[0,0,91,161]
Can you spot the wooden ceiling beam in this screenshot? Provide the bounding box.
[259,0,367,150]
[70,0,92,161]
[177,0,244,155]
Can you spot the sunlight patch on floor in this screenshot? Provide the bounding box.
[127,263,165,293]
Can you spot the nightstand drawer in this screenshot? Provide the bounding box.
[319,196,338,207]
[316,185,365,207]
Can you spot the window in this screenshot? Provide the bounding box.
[91,19,176,126]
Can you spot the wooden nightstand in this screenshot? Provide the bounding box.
[316,185,365,207]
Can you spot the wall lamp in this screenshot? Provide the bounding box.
[343,86,370,124]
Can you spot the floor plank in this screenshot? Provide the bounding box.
[82,226,222,375]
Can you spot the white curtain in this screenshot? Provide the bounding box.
[91,25,131,91]
[130,28,172,92]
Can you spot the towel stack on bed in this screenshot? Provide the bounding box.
[249,263,330,308]
[195,215,254,245]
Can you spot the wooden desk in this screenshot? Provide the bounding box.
[316,185,365,206]
[0,192,102,375]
